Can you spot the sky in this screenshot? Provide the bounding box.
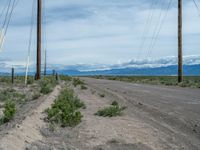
[0,0,200,70]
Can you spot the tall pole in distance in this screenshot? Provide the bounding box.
[36,0,42,80]
[178,0,183,83]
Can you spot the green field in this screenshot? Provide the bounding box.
[92,76,200,88]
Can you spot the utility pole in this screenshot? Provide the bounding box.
[178,0,183,83]
[36,0,42,80]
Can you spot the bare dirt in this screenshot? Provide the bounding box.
[0,77,200,150]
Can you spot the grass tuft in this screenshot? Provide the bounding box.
[95,103,126,117]
[73,78,85,87]
[81,85,88,90]
[40,77,57,94]
[99,93,105,98]
[0,101,16,124]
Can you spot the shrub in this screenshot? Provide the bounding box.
[32,92,41,100]
[0,89,26,103]
[60,75,72,81]
[73,78,84,87]
[1,101,16,123]
[40,77,57,94]
[40,83,52,94]
[99,93,105,98]
[95,105,126,117]
[111,101,118,106]
[81,85,88,90]
[27,77,34,85]
[45,88,85,127]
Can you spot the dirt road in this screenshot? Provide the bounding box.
[79,77,200,149]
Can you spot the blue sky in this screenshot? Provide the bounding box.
[0,0,200,70]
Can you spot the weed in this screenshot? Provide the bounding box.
[60,75,72,81]
[81,85,88,90]
[95,105,126,117]
[99,93,105,98]
[40,83,52,94]
[45,88,85,127]
[32,92,41,100]
[73,78,84,87]
[1,101,16,123]
[0,89,26,103]
[49,123,56,132]
[111,101,119,106]
[40,77,57,94]
[27,77,34,85]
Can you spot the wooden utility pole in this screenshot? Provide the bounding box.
[36,0,42,80]
[178,0,183,83]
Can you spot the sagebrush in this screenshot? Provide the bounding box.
[45,88,85,127]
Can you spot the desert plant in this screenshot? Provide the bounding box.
[59,75,72,81]
[73,78,84,87]
[45,88,85,127]
[39,77,57,94]
[27,77,34,85]
[0,89,26,103]
[40,83,52,94]
[32,92,41,100]
[95,105,126,117]
[1,101,16,123]
[111,101,119,106]
[81,85,88,90]
[99,93,105,98]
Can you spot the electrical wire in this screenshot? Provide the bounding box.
[0,0,10,23]
[0,0,19,53]
[137,0,159,59]
[145,0,166,57]
[4,0,18,37]
[147,0,173,57]
[192,0,200,16]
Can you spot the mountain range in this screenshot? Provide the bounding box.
[0,55,200,76]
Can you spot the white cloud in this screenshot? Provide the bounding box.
[0,0,199,68]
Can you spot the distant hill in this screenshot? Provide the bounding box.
[61,64,200,76]
[1,64,200,76]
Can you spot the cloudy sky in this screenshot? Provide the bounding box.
[0,0,200,69]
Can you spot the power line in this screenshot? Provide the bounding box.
[147,0,173,57]
[1,0,12,29]
[4,0,18,37]
[192,0,200,16]
[137,0,159,59]
[0,0,10,23]
[0,0,12,52]
[145,0,166,57]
